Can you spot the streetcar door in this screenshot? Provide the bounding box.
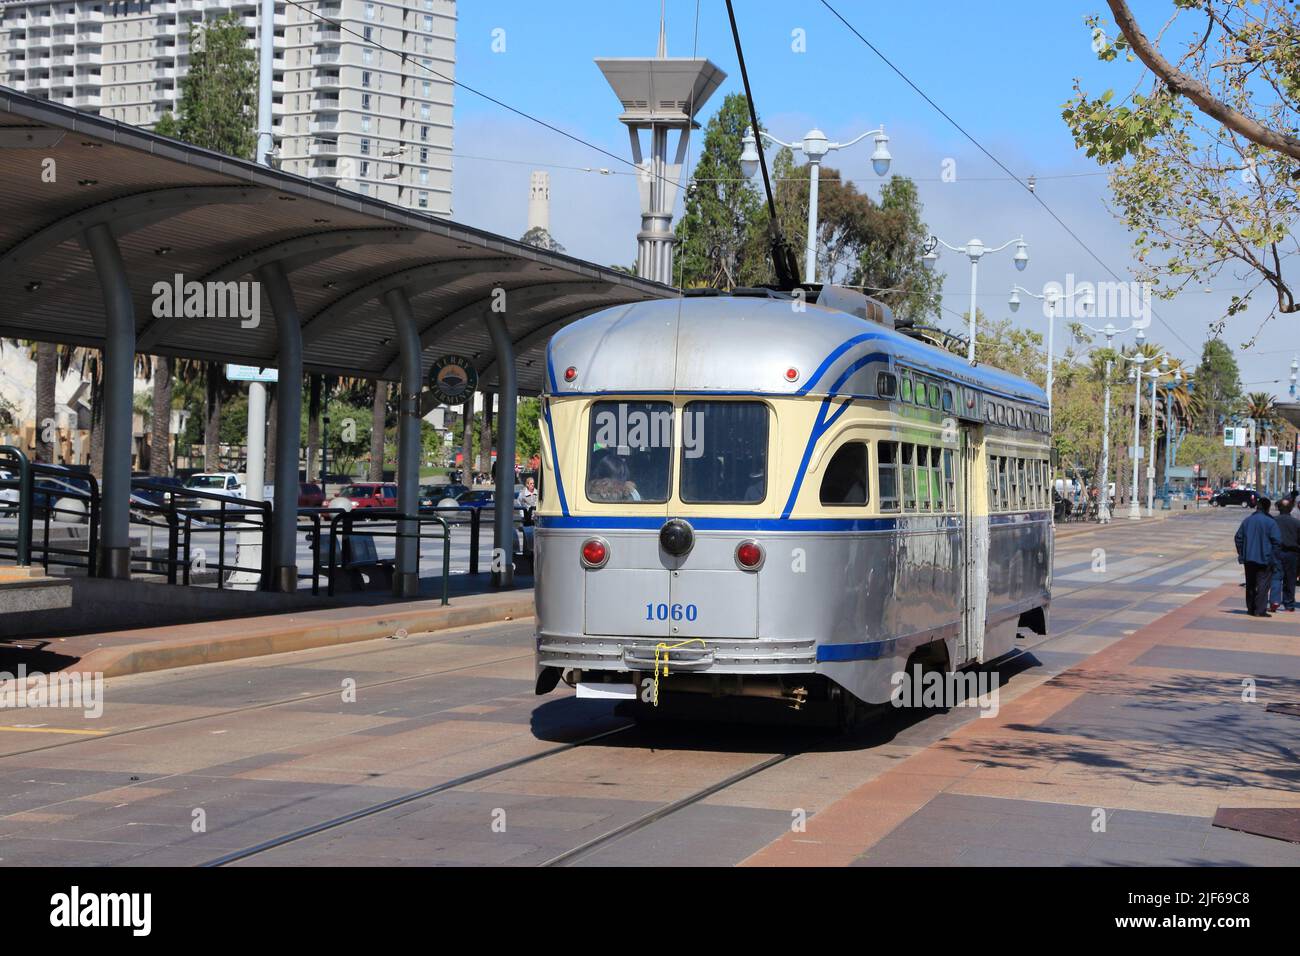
[959,425,988,665]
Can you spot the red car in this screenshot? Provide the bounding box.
[298,482,325,508]
[332,483,398,510]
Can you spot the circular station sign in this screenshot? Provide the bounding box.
[427,354,478,405]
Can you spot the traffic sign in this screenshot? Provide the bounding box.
[225,364,278,383]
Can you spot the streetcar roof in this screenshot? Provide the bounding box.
[545,295,1047,407]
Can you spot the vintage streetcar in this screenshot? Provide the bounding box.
[532,287,1051,725]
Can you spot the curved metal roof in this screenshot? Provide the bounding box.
[546,295,1048,406]
[0,87,676,394]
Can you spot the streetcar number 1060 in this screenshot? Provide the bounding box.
[644,602,698,622]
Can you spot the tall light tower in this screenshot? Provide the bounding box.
[596,11,725,285]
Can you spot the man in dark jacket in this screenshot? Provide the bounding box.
[1236,497,1281,616]
[1271,498,1300,612]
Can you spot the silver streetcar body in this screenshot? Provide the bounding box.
[533,293,1051,716]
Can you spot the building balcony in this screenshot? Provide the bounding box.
[309,141,338,157]
[309,119,339,135]
[74,51,100,64]
[315,27,341,42]
[73,93,101,108]
[311,48,340,67]
[316,73,340,87]
[308,165,341,182]
[311,97,341,112]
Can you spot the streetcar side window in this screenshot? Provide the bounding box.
[586,400,672,503]
[901,443,916,511]
[1016,458,1028,509]
[928,384,940,409]
[820,442,869,506]
[679,401,769,504]
[930,446,944,512]
[901,376,913,403]
[878,441,899,512]
[943,449,956,509]
[915,446,931,511]
[998,456,1010,511]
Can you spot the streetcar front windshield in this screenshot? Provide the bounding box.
[679,401,769,504]
[586,400,672,503]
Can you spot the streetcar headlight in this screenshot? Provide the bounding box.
[735,540,764,571]
[580,537,609,569]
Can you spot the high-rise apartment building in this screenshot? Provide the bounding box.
[0,0,455,214]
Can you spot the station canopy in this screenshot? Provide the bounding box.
[0,88,675,394]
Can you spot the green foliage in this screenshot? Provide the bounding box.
[1192,338,1243,432]
[167,15,257,159]
[1062,4,1299,324]
[674,93,772,289]
[516,397,541,461]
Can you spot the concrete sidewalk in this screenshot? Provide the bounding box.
[745,581,1300,866]
[0,589,535,679]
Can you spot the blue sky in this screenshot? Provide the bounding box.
[448,1,1297,396]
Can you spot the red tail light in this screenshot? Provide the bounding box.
[580,537,609,569]
[735,540,764,570]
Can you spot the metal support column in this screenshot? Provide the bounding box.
[259,261,303,592]
[84,222,135,579]
[483,311,516,588]
[383,288,422,598]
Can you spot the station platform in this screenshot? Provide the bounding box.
[743,580,1300,866]
[0,581,534,679]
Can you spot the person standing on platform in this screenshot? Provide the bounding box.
[1270,498,1300,612]
[1236,497,1280,617]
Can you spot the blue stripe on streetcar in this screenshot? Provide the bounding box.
[816,641,894,662]
[541,397,569,516]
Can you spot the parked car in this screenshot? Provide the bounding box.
[130,475,186,507]
[31,473,94,522]
[1211,487,1257,508]
[456,489,495,510]
[329,483,398,511]
[183,472,246,500]
[0,469,17,507]
[419,482,469,508]
[298,482,325,508]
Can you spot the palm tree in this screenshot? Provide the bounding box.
[34,341,57,463]
[369,380,387,481]
[149,355,174,476]
[1244,391,1277,492]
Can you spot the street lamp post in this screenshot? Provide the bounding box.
[1113,329,1167,520]
[1144,360,1175,515]
[740,124,892,284]
[923,235,1029,365]
[1079,321,1142,523]
[1009,284,1093,424]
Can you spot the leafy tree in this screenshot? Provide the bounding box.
[1063,2,1300,328]
[1243,391,1278,490]
[675,93,770,289]
[520,226,565,254]
[1191,338,1242,434]
[850,176,944,326]
[516,397,541,461]
[163,15,257,159]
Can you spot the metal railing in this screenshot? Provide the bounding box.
[128,480,272,588]
[0,450,100,574]
[301,507,451,603]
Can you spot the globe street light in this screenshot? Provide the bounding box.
[740,124,891,284]
[924,234,1029,365]
[1009,283,1094,425]
[1114,329,1167,520]
[1078,321,1141,523]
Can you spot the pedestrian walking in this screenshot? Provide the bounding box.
[1270,497,1300,612]
[1235,497,1280,617]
